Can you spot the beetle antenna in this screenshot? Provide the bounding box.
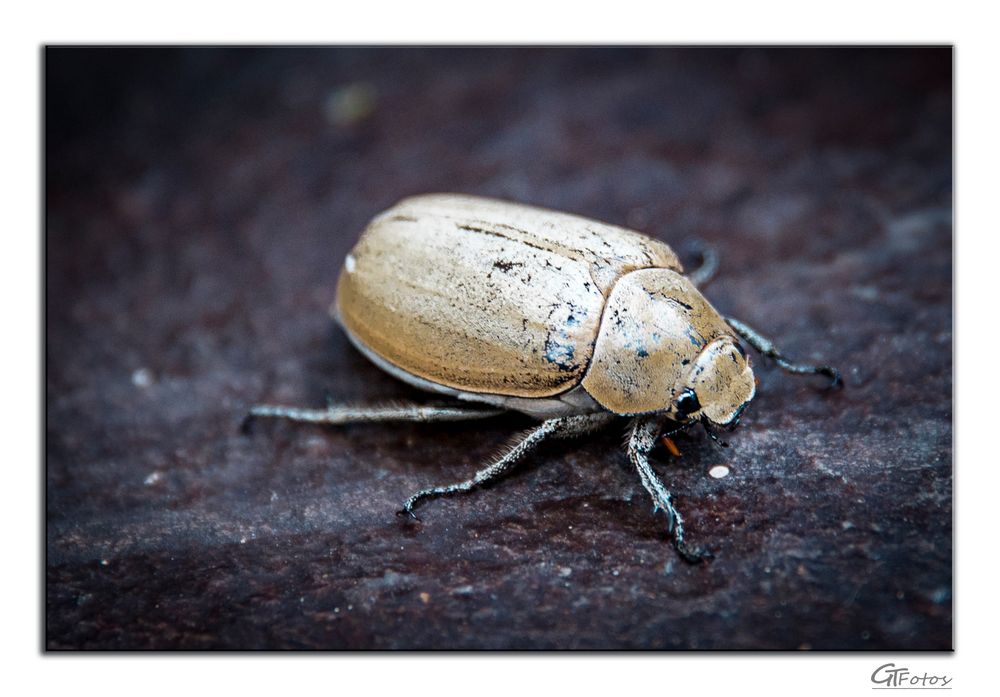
[661,422,689,439]
[701,419,730,448]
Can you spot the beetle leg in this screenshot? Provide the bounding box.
[398,413,615,519]
[724,316,842,388]
[686,243,720,288]
[244,401,504,432]
[627,416,712,563]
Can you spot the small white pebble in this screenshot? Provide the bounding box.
[559,567,572,578]
[131,367,154,388]
[143,471,162,486]
[612,569,620,577]
[709,465,730,479]
[100,559,109,566]
[239,537,247,544]
[270,491,279,502]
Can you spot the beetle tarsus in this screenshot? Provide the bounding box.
[725,316,842,390]
[628,416,711,564]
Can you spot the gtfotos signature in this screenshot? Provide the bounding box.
[871,663,953,689]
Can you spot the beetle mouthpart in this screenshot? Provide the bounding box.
[661,435,682,457]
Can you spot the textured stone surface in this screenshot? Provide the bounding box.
[46,47,952,649]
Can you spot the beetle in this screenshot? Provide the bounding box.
[248,194,840,562]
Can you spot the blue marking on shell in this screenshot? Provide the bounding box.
[543,339,576,371]
[686,327,706,348]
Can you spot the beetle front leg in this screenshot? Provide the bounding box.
[244,401,505,431]
[627,416,712,563]
[725,316,842,388]
[399,413,615,519]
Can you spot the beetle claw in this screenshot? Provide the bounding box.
[820,366,843,390]
[676,541,714,564]
[396,507,421,522]
[239,413,256,435]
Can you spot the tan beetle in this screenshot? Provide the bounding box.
[249,194,840,562]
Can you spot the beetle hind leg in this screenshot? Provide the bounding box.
[725,316,842,388]
[628,416,713,563]
[686,242,720,288]
[243,401,505,432]
[398,413,615,519]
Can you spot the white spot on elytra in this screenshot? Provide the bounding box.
[709,465,730,479]
[344,254,356,273]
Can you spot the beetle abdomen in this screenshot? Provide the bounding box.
[335,194,682,399]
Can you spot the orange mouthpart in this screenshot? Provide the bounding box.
[660,436,682,457]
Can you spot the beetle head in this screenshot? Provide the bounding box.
[670,337,755,427]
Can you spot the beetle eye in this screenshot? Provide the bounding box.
[676,388,701,416]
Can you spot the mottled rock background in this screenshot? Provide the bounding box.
[46,47,952,650]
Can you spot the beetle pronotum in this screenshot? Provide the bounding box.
[248,194,840,562]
